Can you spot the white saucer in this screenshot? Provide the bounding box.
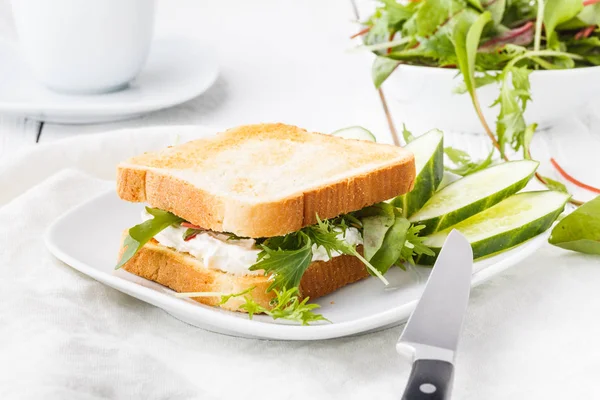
[0,37,219,124]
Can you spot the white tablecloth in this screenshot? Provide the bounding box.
[1,128,599,400]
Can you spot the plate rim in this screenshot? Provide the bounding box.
[44,187,548,341]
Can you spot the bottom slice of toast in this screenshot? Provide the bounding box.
[122,240,370,312]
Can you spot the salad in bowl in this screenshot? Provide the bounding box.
[357,0,600,152]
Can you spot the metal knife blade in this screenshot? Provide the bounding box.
[397,230,473,400]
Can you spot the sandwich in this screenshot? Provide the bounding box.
[115,123,432,324]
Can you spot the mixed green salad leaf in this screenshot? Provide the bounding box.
[116,207,183,269]
[117,202,434,324]
[250,208,433,288]
[362,0,599,159]
[359,0,600,257]
[239,287,329,325]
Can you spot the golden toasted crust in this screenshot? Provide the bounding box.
[117,123,415,238]
[121,241,370,312]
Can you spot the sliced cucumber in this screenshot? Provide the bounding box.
[417,191,570,265]
[331,126,376,142]
[409,160,539,235]
[392,129,444,217]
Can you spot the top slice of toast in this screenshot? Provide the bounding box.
[117,123,415,238]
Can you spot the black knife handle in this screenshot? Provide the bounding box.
[401,359,454,400]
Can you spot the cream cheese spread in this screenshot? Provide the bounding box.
[143,211,363,275]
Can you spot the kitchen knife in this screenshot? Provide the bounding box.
[397,230,473,400]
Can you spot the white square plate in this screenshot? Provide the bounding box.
[45,189,547,340]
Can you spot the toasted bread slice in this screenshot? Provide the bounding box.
[122,240,370,312]
[117,123,415,238]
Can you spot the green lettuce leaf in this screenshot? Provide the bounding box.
[543,0,583,50]
[416,0,466,37]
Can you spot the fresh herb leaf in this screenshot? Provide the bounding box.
[305,216,350,259]
[444,146,494,176]
[543,0,583,50]
[402,124,416,144]
[368,214,411,274]
[486,0,506,25]
[467,0,483,12]
[376,0,416,31]
[356,203,434,273]
[359,203,396,260]
[372,56,400,89]
[225,232,250,241]
[399,224,436,265]
[116,207,183,269]
[239,287,329,325]
[479,21,535,52]
[502,0,536,28]
[218,287,256,305]
[183,228,202,241]
[251,214,390,291]
[238,296,265,320]
[249,233,313,292]
[494,64,531,154]
[558,4,600,29]
[453,11,492,98]
[522,122,538,159]
[308,216,389,284]
[549,196,600,255]
[416,0,466,38]
[453,71,500,94]
[542,176,570,194]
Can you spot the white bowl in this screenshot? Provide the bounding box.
[383,64,600,133]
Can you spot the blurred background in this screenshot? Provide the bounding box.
[0,0,396,158]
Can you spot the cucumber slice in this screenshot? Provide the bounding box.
[331,126,376,142]
[391,129,444,217]
[416,191,570,265]
[409,160,539,235]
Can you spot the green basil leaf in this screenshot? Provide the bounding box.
[115,207,184,269]
[549,196,600,255]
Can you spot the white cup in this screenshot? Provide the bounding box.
[10,0,155,94]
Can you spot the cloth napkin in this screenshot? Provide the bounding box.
[1,127,599,400]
